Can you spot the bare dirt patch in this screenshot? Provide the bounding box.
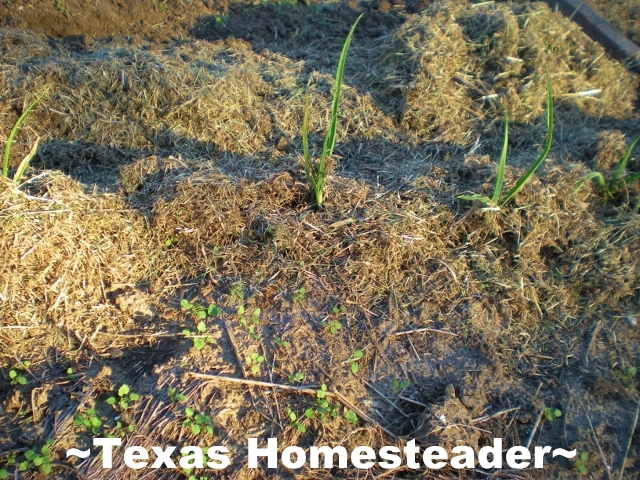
[0,0,639,478]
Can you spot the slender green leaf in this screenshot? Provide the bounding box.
[13,137,40,186]
[611,132,640,184]
[3,87,49,178]
[501,73,553,206]
[491,118,509,203]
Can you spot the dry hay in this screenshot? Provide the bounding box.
[0,3,639,478]
[381,0,638,145]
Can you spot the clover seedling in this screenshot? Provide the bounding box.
[245,353,264,375]
[293,287,306,304]
[392,378,410,395]
[238,305,261,341]
[345,409,358,425]
[274,336,290,349]
[106,384,140,411]
[184,407,214,436]
[575,451,588,475]
[543,407,562,423]
[74,408,102,435]
[168,387,186,403]
[348,350,363,374]
[182,320,215,350]
[181,299,220,320]
[286,372,304,384]
[9,360,31,386]
[286,408,306,433]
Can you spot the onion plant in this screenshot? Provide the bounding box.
[574,132,640,199]
[302,14,362,207]
[3,87,49,185]
[458,73,554,208]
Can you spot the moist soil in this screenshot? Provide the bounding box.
[0,0,639,479]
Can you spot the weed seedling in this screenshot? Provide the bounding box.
[245,353,264,375]
[614,365,637,390]
[9,360,30,386]
[286,408,307,433]
[6,440,54,476]
[108,420,135,438]
[292,287,306,304]
[183,407,214,436]
[392,378,410,395]
[274,336,290,349]
[348,350,363,374]
[73,408,102,435]
[182,321,216,350]
[3,87,50,185]
[286,372,304,384]
[575,132,640,199]
[229,282,244,302]
[238,305,261,340]
[458,74,554,208]
[574,451,588,475]
[345,409,358,425]
[181,299,220,320]
[167,387,187,403]
[106,384,140,411]
[543,407,562,423]
[313,384,339,421]
[302,15,362,206]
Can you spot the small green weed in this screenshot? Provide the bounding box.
[56,0,65,12]
[0,440,54,477]
[348,350,363,374]
[292,287,306,304]
[458,74,554,208]
[163,236,179,248]
[106,384,140,411]
[392,378,410,395]
[9,360,30,386]
[182,321,215,350]
[274,336,290,348]
[74,408,102,435]
[543,406,562,422]
[181,299,219,320]
[345,409,358,425]
[108,420,135,438]
[229,282,244,302]
[183,407,214,436]
[614,365,637,390]
[320,305,344,333]
[302,15,362,206]
[3,87,49,184]
[245,353,264,375]
[574,451,588,475]
[167,387,187,403]
[286,407,307,433]
[311,384,339,421]
[575,132,640,199]
[286,372,304,384]
[238,305,261,341]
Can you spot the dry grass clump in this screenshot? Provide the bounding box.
[381,0,638,145]
[587,0,640,45]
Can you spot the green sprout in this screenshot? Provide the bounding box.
[574,451,588,475]
[245,353,264,375]
[180,299,219,320]
[286,372,304,384]
[108,420,135,438]
[392,378,410,395]
[182,320,215,350]
[292,287,306,304]
[183,407,214,436]
[543,406,562,423]
[1,440,54,477]
[345,409,358,425]
[73,408,102,435]
[458,73,554,208]
[302,15,362,206]
[286,407,307,433]
[348,350,363,374]
[167,387,187,403]
[274,336,290,349]
[575,132,640,199]
[9,360,31,386]
[229,282,244,301]
[106,384,140,411]
[238,305,261,341]
[3,87,50,184]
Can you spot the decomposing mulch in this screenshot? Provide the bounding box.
[0,0,639,478]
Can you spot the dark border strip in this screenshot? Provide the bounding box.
[548,0,640,73]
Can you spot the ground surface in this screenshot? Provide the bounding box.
[0,0,639,479]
